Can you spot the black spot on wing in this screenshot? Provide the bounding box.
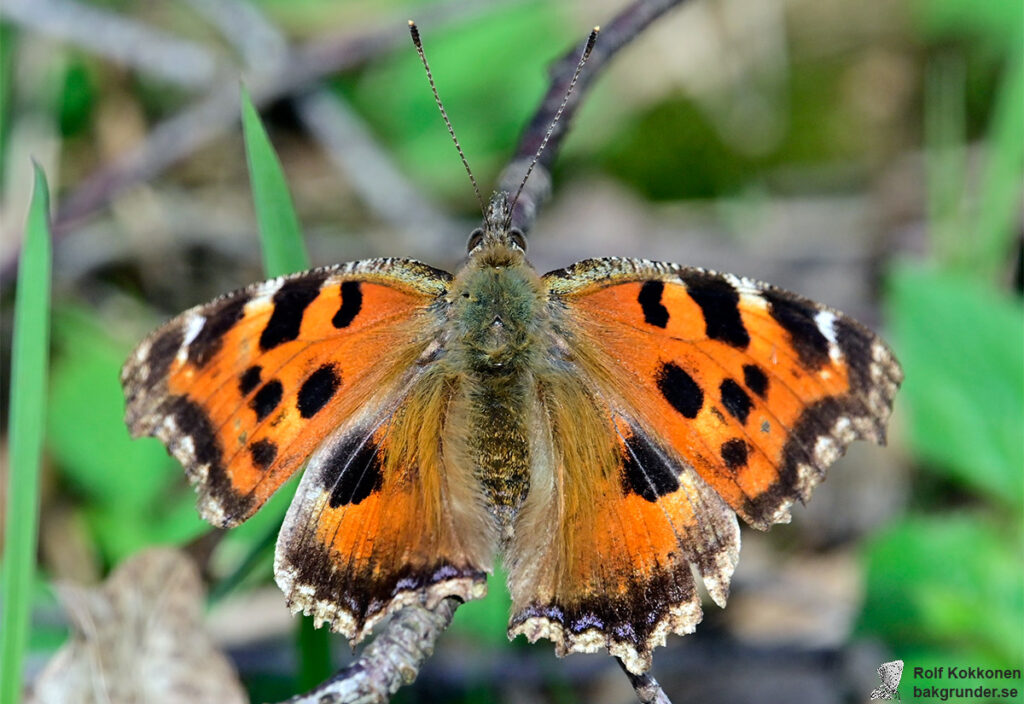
[720,379,752,425]
[239,365,262,396]
[323,433,384,508]
[835,317,876,392]
[743,364,769,398]
[720,439,748,471]
[172,397,223,473]
[188,297,248,367]
[763,290,829,370]
[620,432,680,502]
[637,281,669,328]
[333,281,363,328]
[297,364,341,419]
[251,380,283,421]
[657,362,703,419]
[142,326,185,383]
[260,273,328,351]
[164,396,249,521]
[678,270,750,348]
[249,439,277,470]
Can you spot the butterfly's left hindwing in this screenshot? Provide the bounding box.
[121,258,451,527]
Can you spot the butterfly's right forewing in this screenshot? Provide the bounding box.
[121,258,452,527]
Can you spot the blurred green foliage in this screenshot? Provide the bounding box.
[886,267,1023,508]
[345,1,566,203]
[858,0,1024,694]
[47,307,208,563]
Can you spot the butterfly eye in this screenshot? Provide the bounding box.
[467,229,485,251]
[509,229,526,251]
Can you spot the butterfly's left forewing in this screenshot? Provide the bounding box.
[507,257,901,673]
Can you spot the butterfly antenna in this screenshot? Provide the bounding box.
[505,26,599,230]
[409,20,484,215]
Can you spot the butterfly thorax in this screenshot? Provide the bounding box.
[445,228,546,533]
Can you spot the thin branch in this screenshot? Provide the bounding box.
[498,0,689,235]
[295,89,459,253]
[0,0,515,282]
[617,659,673,704]
[1,0,218,88]
[181,0,288,76]
[273,599,460,704]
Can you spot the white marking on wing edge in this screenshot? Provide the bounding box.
[177,314,206,362]
[182,314,205,346]
[739,291,769,312]
[721,273,745,290]
[250,278,283,308]
[814,310,841,361]
[134,339,153,364]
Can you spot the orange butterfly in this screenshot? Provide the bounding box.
[121,28,902,677]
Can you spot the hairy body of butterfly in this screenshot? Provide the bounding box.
[122,191,901,674]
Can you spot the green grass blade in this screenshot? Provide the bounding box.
[239,88,332,686]
[975,42,1024,279]
[241,86,310,277]
[1,164,53,704]
[924,54,967,269]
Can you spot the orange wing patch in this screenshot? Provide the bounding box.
[508,391,740,673]
[514,257,901,672]
[121,259,450,527]
[275,376,493,642]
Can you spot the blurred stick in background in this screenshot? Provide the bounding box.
[0,0,511,282]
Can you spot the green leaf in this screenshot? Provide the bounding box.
[975,43,1024,278]
[886,263,1024,509]
[220,93,313,575]
[48,308,172,507]
[1,163,52,704]
[859,513,1024,666]
[912,0,1024,53]
[241,86,309,277]
[221,89,314,578]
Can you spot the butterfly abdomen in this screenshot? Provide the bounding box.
[446,248,548,532]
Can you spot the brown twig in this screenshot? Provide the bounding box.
[272,598,460,704]
[1,0,218,88]
[0,0,513,283]
[617,658,673,704]
[498,0,689,235]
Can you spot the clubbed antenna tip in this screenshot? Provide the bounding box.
[409,20,484,215]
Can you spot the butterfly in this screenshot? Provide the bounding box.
[121,190,901,674]
[121,21,901,676]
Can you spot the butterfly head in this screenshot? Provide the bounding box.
[466,192,527,259]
